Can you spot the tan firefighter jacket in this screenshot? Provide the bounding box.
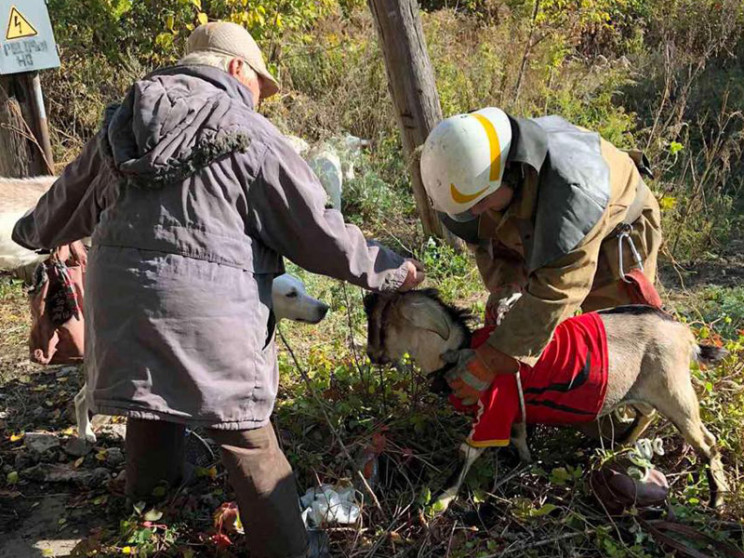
[442,115,662,366]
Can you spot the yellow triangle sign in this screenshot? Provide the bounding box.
[6,6,38,40]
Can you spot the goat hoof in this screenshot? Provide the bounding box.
[711,494,726,510]
[83,430,97,444]
[430,488,457,515]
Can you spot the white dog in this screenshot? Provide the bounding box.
[75,273,330,442]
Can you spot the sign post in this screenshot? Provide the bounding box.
[0,0,60,177]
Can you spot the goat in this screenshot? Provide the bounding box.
[286,134,369,212]
[75,273,330,442]
[0,176,57,276]
[363,289,729,510]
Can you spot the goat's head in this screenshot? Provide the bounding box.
[363,289,471,373]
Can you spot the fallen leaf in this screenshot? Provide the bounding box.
[122,546,134,554]
[211,532,232,548]
[144,509,163,522]
[196,466,217,479]
[9,432,24,442]
[214,501,241,533]
[73,457,84,468]
[529,503,557,517]
[549,467,571,486]
[6,471,19,485]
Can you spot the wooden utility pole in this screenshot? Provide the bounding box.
[0,73,52,177]
[369,0,454,243]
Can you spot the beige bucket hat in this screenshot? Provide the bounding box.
[186,21,280,99]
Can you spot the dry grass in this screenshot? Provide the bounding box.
[0,277,33,381]
[1,259,743,556]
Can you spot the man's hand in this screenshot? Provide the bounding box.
[399,259,425,291]
[443,344,519,405]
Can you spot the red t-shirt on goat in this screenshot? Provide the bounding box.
[450,312,609,448]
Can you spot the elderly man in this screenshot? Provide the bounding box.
[13,22,424,558]
[420,107,661,408]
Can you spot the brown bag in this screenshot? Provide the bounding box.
[28,242,87,365]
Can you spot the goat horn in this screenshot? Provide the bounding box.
[400,301,451,340]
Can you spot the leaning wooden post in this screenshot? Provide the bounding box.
[368,0,457,245]
[0,1,60,177]
[0,74,49,177]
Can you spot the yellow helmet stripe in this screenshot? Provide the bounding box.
[450,183,488,204]
[471,113,502,181]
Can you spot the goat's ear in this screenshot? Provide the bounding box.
[399,301,451,340]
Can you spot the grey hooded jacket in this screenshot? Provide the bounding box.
[13,65,408,429]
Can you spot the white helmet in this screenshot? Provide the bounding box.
[421,107,512,221]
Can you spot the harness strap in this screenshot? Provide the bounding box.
[623,178,650,226]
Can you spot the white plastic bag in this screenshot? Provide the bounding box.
[300,484,361,527]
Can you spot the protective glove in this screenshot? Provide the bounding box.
[443,344,519,406]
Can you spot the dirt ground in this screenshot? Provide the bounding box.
[659,239,744,290]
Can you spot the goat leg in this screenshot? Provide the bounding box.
[433,443,485,513]
[620,405,656,445]
[74,384,96,443]
[510,422,532,463]
[647,379,728,508]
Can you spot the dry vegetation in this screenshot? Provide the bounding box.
[1,1,743,556]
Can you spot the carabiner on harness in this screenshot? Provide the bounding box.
[617,223,644,284]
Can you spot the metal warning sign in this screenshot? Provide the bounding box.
[0,0,59,75]
[6,7,38,40]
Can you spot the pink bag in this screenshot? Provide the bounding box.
[28,241,87,365]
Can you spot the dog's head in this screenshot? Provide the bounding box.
[272,274,330,324]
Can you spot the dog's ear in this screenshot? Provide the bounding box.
[399,301,451,340]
